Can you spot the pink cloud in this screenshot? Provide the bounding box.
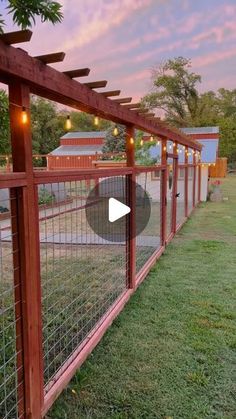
[192,46,236,69]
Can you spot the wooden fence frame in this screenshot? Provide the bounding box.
[0,32,202,418]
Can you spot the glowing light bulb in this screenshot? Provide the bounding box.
[65,115,72,130]
[94,116,99,126]
[21,107,28,124]
[157,140,160,145]
[130,137,134,145]
[140,139,144,146]
[113,125,119,136]
[150,135,154,142]
[163,146,167,151]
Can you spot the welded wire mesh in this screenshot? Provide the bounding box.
[176,166,186,227]
[135,170,161,273]
[0,188,25,418]
[39,177,128,391]
[188,167,194,214]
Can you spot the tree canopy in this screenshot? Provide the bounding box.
[0,0,63,33]
[102,124,126,154]
[142,57,236,164]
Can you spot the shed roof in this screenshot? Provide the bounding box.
[61,131,107,140]
[181,127,219,135]
[50,145,103,156]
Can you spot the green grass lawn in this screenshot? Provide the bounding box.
[48,175,236,419]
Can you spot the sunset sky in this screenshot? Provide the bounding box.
[2,0,236,103]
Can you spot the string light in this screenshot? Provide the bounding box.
[21,107,28,124]
[113,125,119,136]
[157,140,160,145]
[163,146,167,151]
[94,116,99,126]
[130,137,134,145]
[150,135,154,142]
[65,115,72,130]
[140,139,144,146]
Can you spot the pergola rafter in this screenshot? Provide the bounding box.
[0,30,201,150]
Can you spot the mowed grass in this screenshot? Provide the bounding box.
[48,175,236,419]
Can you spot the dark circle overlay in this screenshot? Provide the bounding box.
[85,177,151,243]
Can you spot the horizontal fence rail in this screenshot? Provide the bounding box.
[0,162,201,417]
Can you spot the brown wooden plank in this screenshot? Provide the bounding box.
[122,103,141,109]
[112,97,132,104]
[0,30,32,45]
[137,109,150,114]
[64,68,90,78]
[0,40,201,150]
[145,113,156,118]
[100,90,121,97]
[34,52,65,64]
[83,80,107,88]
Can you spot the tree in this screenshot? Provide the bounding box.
[135,132,159,166]
[0,90,10,155]
[0,0,63,33]
[142,57,201,127]
[102,124,126,154]
[70,111,111,132]
[30,96,65,156]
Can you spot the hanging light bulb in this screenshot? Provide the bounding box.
[157,140,160,145]
[65,115,72,130]
[21,107,28,124]
[163,146,167,151]
[94,116,99,126]
[150,135,154,142]
[140,139,144,146]
[130,137,134,145]
[113,125,119,136]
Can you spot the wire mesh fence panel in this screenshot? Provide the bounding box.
[135,170,161,273]
[39,177,128,392]
[188,167,194,214]
[176,166,186,227]
[0,188,25,418]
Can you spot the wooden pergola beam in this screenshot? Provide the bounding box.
[0,30,33,45]
[34,52,65,64]
[122,103,141,109]
[145,113,156,118]
[112,97,132,104]
[0,40,201,150]
[137,109,150,114]
[101,90,121,97]
[83,80,107,89]
[64,68,90,78]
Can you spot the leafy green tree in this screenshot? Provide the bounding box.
[30,96,64,155]
[0,0,63,33]
[142,57,201,127]
[135,133,159,166]
[102,124,126,154]
[70,111,111,132]
[0,89,10,155]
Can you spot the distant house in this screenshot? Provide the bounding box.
[47,131,106,169]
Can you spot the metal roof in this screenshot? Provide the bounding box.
[50,145,103,156]
[61,131,107,139]
[181,127,219,135]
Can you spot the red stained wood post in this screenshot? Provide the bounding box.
[9,83,44,419]
[184,147,189,217]
[126,125,136,288]
[171,143,178,234]
[193,151,196,207]
[198,158,202,203]
[161,139,167,246]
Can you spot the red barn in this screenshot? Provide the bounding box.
[47,131,106,169]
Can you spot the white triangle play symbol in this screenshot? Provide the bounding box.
[108,198,131,223]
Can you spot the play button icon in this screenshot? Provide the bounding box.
[85,176,151,243]
[109,198,130,222]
